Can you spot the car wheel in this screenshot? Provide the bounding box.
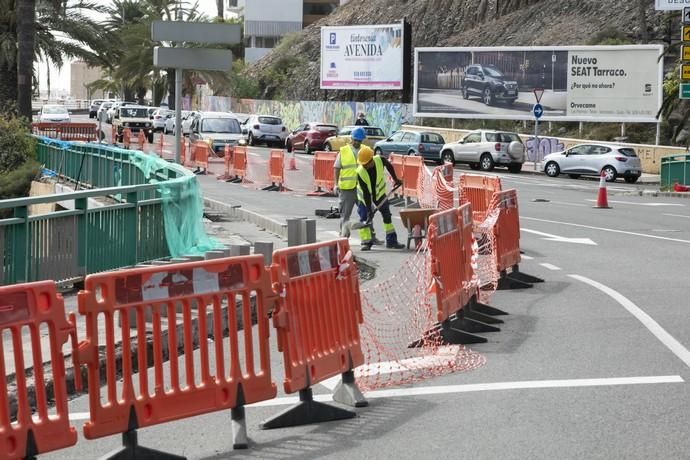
[508,162,522,173]
[462,86,469,99]
[286,140,293,152]
[483,87,494,106]
[624,176,639,184]
[479,153,495,171]
[324,143,332,151]
[147,133,154,144]
[408,150,416,156]
[469,163,480,170]
[568,174,580,179]
[304,140,311,154]
[544,161,560,177]
[602,166,617,182]
[247,132,254,146]
[441,150,455,165]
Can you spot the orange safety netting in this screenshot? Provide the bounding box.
[355,241,486,391]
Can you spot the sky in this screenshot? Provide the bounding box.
[39,0,220,93]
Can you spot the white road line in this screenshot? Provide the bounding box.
[520,254,534,260]
[570,274,690,368]
[522,216,690,244]
[664,213,690,219]
[68,375,682,421]
[540,263,561,271]
[585,199,684,207]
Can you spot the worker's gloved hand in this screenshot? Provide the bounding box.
[394,179,403,188]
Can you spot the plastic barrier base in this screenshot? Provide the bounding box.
[307,188,337,197]
[472,297,509,317]
[260,388,356,429]
[507,264,545,284]
[409,317,487,346]
[101,409,185,460]
[332,370,368,408]
[497,268,534,290]
[315,207,341,218]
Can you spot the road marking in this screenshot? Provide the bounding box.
[540,263,561,271]
[522,216,690,244]
[520,254,534,260]
[585,199,684,207]
[521,228,597,245]
[570,274,690,368]
[664,213,690,219]
[248,152,261,157]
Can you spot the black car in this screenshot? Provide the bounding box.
[461,64,519,106]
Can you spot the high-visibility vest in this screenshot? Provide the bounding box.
[338,145,358,190]
[357,156,386,203]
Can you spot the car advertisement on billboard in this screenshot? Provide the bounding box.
[320,24,404,90]
[414,45,663,123]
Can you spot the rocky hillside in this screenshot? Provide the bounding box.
[248,0,673,102]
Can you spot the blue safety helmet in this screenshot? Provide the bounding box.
[351,127,367,141]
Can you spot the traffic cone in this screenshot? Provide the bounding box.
[288,151,298,170]
[593,170,611,209]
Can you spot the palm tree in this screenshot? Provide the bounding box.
[16,0,34,120]
[216,0,223,19]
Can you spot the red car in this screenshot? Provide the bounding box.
[285,122,338,154]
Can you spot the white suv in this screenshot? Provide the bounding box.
[440,130,525,173]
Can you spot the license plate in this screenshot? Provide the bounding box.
[506,91,516,95]
[630,170,639,175]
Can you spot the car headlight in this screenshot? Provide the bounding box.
[205,138,213,146]
[238,139,247,146]
[145,122,151,127]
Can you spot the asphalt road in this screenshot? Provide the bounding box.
[47,116,690,459]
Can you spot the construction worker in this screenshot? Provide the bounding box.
[334,126,365,237]
[356,146,405,251]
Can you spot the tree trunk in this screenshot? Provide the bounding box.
[638,0,648,42]
[0,65,18,113]
[17,0,36,121]
[216,0,224,19]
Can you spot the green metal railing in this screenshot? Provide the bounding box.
[660,154,690,190]
[0,138,195,285]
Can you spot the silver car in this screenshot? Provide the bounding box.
[542,143,642,183]
[439,130,525,173]
[242,115,287,147]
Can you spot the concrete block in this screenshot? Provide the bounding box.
[253,241,274,265]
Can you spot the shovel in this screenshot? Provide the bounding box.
[350,184,402,231]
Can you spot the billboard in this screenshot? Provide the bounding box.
[414,45,663,123]
[320,23,404,90]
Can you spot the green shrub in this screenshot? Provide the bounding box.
[0,116,36,175]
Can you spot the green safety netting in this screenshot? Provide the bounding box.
[38,137,220,258]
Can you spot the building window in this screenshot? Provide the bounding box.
[303,2,337,15]
[255,36,280,48]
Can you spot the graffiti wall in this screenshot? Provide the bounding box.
[230,98,413,136]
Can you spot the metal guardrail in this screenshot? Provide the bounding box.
[660,154,690,189]
[0,139,192,285]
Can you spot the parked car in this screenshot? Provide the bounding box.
[542,143,642,183]
[163,110,191,135]
[461,64,519,106]
[285,122,338,154]
[151,109,171,132]
[323,126,387,151]
[96,101,114,122]
[373,130,445,159]
[440,130,525,172]
[181,111,200,136]
[89,98,113,118]
[242,115,287,147]
[112,105,154,143]
[189,112,244,156]
[38,104,71,123]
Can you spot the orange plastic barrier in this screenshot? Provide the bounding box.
[489,189,521,273]
[388,154,405,195]
[262,239,366,428]
[136,130,146,151]
[458,174,503,223]
[0,281,78,459]
[77,256,277,452]
[267,150,287,190]
[217,144,234,180]
[228,146,249,182]
[111,125,116,145]
[193,141,209,173]
[158,132,165,156]
[308,151,337,196]
[122,128,131,150]
[31,122,98,142]
[402,155,423,199]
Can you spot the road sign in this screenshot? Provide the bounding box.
[683,25,690,42]
[153,47,232,71]
[683,45,690,61]
[680,83,690,99]
[684,7,690,23]
[681,64,690,80]
[533,87,544,103]
[533,103,544,120]
[152,21,241,44]
[656,0,690,11]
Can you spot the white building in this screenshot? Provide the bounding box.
[228,0,349,64]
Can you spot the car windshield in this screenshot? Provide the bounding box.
[201,118,241,133]
[484,66,505,78]
[258,116,282,125]
[43,106,67,115]
[121,108,149,118]
[101,103,112,109]
[366,128,385,137]
[617,148,637,157]
[316,125,338,132]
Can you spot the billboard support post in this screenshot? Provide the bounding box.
[533,120,539,170]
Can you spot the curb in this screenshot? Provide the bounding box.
[517,164,661,185]
[204,197,288,238]
[6,297,255,421]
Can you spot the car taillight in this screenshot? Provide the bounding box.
[418,143,425,152]
[615,156,627,162]
[253,124,260,129]
[495,143,501,151]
